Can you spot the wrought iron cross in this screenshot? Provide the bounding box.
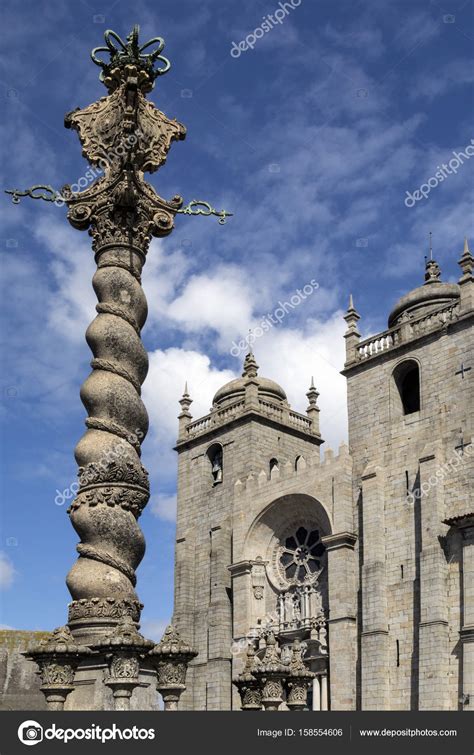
[455,436,471,455]
[455,363,471,379]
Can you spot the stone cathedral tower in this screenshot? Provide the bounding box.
[173,240,473,711]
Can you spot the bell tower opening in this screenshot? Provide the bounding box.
[207,443,223,485]
[393,360,420,415]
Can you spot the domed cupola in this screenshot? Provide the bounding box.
[212,350,287,408]
[388,256,460,328]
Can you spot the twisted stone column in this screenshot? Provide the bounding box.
[22,25,201,710]
[58,28,186,645]
[66,241,151,642]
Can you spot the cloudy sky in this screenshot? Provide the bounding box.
[0,0,472,640]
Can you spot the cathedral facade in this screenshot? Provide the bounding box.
[172,243,474,711]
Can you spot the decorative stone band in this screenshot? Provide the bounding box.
[96,256,142,283]
[94,244,147,268]
[95,302,141,335]
[91,358,143,394]
[77,459,150,489]
[68,597,143,623]
[85,417,142,452]
[76,543,137,586]
[68,459,149,518]
[67,484,150,519]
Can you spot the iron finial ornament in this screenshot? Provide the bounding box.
[91,25,171,92]
[5,26,232,227]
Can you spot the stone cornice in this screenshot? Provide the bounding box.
[321,532,357,551]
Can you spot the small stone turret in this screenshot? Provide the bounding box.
[178,382,193,439]
[306,377,321,436]
[343,294,361,365]
[458,237,473,313]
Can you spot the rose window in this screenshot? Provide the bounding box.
[279,526,325,583]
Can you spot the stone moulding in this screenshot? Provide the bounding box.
[67,597,143,624]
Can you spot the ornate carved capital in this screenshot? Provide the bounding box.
[24,626,92,710]
[149,625,197,711]
[233,644,262,711]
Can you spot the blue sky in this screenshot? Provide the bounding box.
[0,0,473,640]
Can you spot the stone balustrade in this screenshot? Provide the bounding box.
[355,301,460,363]
[182,397,317,441]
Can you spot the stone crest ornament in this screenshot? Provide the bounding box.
[149,625,197,711]
[251,557,266,601]
[6,28,232,230]
[24,626,92,710]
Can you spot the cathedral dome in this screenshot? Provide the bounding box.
[388,259,460,328]
[212,352,287,407]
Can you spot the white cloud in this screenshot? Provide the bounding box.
[34,217,96,342]
[0,552,15,590]
[323,22,385,58]
[150,493,177,522]
[393,11,441,51]
[166,265,254,344]
[409,59,474,102]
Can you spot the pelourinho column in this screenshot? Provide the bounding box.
[61,27,185,646]
[15,26,210,710]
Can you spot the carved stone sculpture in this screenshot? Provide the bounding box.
[233,644,263,711]
[96,615,154,710]
[285,639,315,711]
[24,626,91,710]
[17,26,206,710]
[253,632,287,711]
[149,625,197,710]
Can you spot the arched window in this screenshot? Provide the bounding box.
[393,360,420,415]
[207,443,223,484]
[295,455,306,472]
[269,458,279,474]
